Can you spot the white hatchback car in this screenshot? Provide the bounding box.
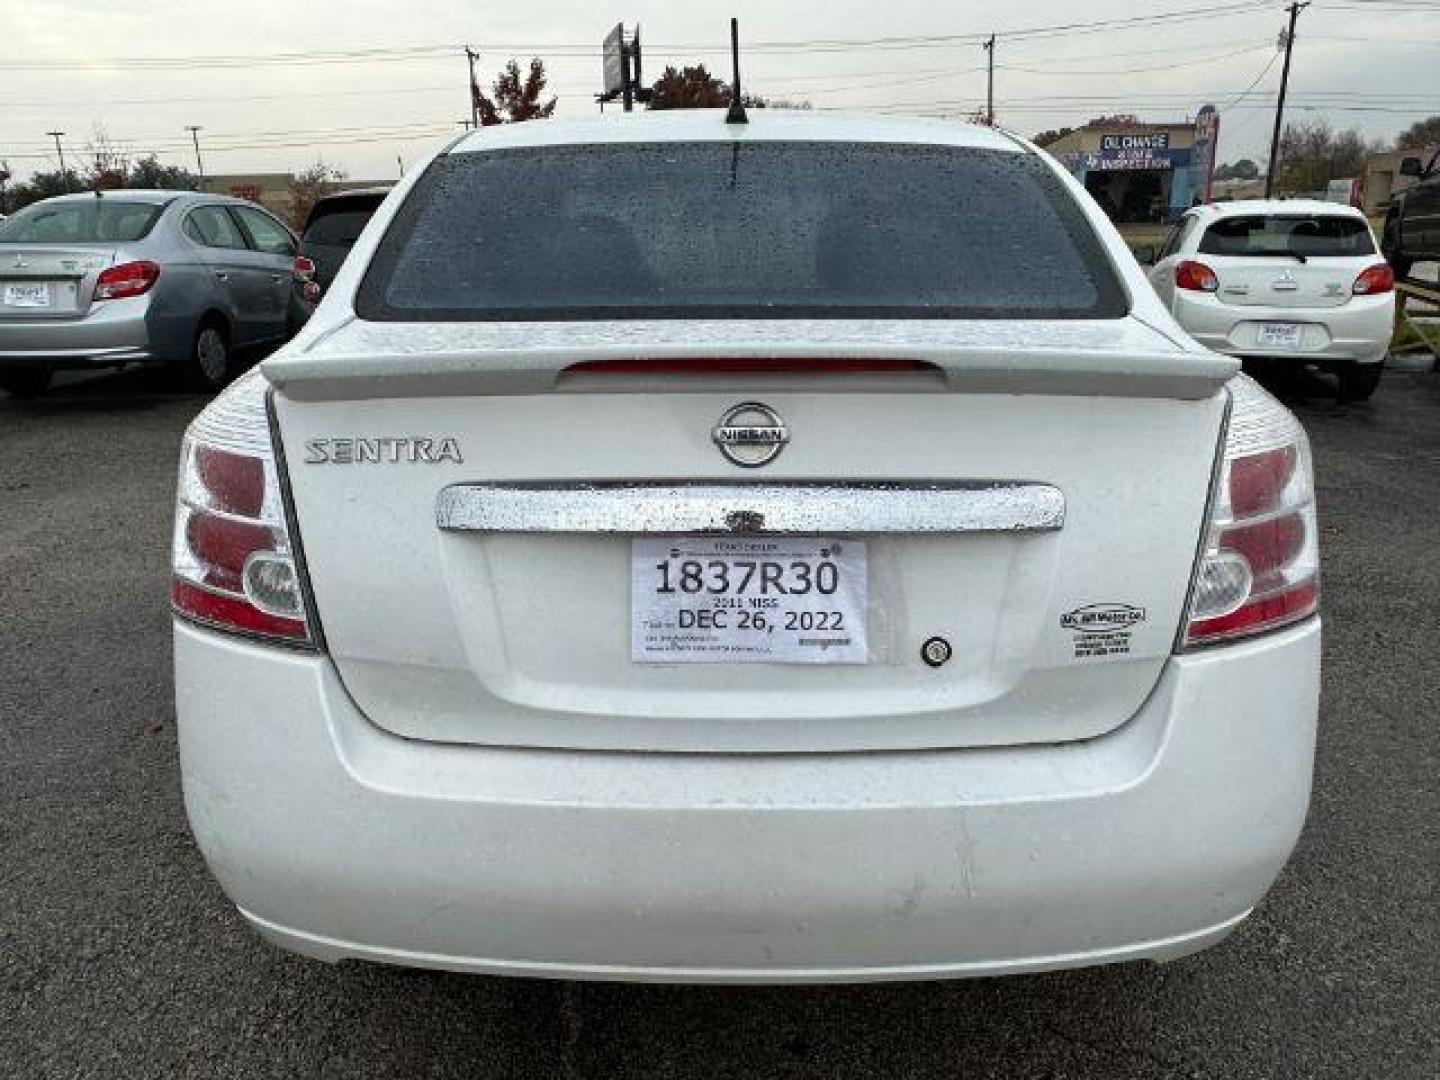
[173,112,1320,984]
[1146,199,1394,399]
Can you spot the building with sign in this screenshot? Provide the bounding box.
[1043,107,1220,224]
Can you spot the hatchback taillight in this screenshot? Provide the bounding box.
[1183,377,1318,648]
[94,260,160,301]
[1175,260,1219,293]
[172,373,315,647]
[1351,263,1394,295]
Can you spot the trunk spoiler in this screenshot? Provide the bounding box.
[265,343,1236,402]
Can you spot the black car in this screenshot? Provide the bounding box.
[1382,150,1440,280]
[289,186,391,328]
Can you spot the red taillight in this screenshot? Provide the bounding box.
[293,255,317,282]
[194,445,265,517]
[1183,379,1318,649]
[94,260,160,301]
[171,578,309,640]
[1351,263,1394,295]
[172,374,314,647]
[562,358,938,377]
[1175,260,1219,293]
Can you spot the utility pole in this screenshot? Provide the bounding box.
[397,155,405,178]
[984,35,996,126]
[1265,1,1308,198]
[457,118,475,131]
[465,46,481,128]
[46,131,68,191]
[185,125,205,185]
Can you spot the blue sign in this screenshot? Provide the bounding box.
[1089,131,1185,171]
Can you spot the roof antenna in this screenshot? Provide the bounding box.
[725,17,748,125]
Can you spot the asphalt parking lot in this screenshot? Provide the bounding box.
[2,362,1437,1079]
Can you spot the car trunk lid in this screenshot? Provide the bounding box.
[1209,255,1360,310]
[265,318,1234,753]
[0,246,114,319]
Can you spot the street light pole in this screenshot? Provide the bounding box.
[185,125,205,185]
[1265,1,1308,198]
[46,131,68,191]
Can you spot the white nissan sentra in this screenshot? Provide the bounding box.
[173,111,1320,984]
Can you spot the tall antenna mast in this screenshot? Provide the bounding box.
[725,18,748,125]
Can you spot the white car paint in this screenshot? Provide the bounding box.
[1147,199,1394,367]
[173,111,1319,983]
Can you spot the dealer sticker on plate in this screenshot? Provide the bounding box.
[3,283,52,308]
[631,536,868,664]
[1258,322,1302,349]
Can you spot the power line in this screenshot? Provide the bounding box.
[0,3,1278,71]
[999,43,1266,76]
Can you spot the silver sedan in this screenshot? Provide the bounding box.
[0,190,298,397]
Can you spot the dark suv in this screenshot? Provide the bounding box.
[289,186,391,328]
[1382,150,1439,280]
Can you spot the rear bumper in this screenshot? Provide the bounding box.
[0,297,155,368]
[1175,292,1392,363]
[175,618,1320,984]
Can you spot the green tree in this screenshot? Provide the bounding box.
[1214,158,1260,181]
[475,59,558,125]
[1396,115,1440,151]
[7,168,84,208]
[127,155,199,190]
[1032,127,1075,148]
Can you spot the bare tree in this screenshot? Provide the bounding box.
[287,161,348,229]
[1396,116,1440,151]
[1276,119,1382,192]
[85,126,131,190]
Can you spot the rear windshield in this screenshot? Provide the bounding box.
[0,199,166,244]
[304,204,380,247]
[1198,214,1375,258]
[357,142,1127,321]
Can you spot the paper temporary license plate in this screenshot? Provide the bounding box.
[1258,322,1302,349]
[3,283,52,308]
[631,536,867,664]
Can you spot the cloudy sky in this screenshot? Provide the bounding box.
[1,0,1435,184]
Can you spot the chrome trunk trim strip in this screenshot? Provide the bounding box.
[436,482,1064,535]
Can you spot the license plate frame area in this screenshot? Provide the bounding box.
[631,536,868,664]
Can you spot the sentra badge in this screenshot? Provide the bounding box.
[304,437,462,464]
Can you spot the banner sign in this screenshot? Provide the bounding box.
[1189,105,1220,201]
